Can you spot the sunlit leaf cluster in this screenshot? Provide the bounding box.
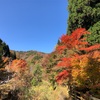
[9,59,28,74]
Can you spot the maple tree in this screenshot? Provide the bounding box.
[71,55,100,87]
[9,59,28,74]
[56,70,69,84]
[56,28,89,53]
[8,59,31,87]
[67,0,100,45]
[55,28,100,90]
[80,44,100,52]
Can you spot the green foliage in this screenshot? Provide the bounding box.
[26,51,38,57]
[3,44,10,57]
[33,55,43,60]
[57,39,61,45]
[26,51,35,56]
[67,0,100,35]
[87,21,100,45]
[0,38,10,68]
[49,73,57,90]
[30,55,43,64]
[10,51,16,60]
[0,39,10,57]
[0,55,3,68]
[31,64,42,86]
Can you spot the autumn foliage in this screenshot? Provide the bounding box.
[55,28,100,89]
[56,28,89,53]
[9,59,27,74]
[57,57,71,68]
[80,44,100,52]
[71,56,100,86]
[56,70,69,84]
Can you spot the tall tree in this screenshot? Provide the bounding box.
[67,0,100,44]
[0,39,10,57]
[0,55,3,68]
[0,38,11,68]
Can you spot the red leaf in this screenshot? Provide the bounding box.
[56,70,69,84]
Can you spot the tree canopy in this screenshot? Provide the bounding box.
[67,0,100,44]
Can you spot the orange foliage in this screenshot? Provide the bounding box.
[72,56,100,86]
[9,59,27,73]
[56,28,89,53]
[56,45,66,53]
[2,57,9,63]
[56,70,69,84]
[80,44,100,52]
[55,28,100,87]
[71,56,89,85]
[57,57,71,68]
[88,50,100,60]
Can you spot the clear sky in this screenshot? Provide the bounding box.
[0,0,68,53]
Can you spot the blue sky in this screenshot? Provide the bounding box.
[0,0,68,53]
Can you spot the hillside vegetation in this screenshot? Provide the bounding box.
[0,0,100,100]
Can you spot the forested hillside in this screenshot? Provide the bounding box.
[0,0,100,100]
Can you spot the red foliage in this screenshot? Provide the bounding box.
[56,28,90,84]
[71,28,89,40]
[56,70,69,84]
[57,57,71,68]
[56,28,89,53]
[80,44,100,52]
[55,28,100,86]
[73,54,88,60]
[56,45,66,53]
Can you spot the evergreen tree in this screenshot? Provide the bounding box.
[0,39,3,44]
[67,0,100,44]
[0,39,3,56]
[31,64,42,86]
[57,39,61,45]
[87,21,100,45]
[3,44,10,57]
[0,55,3,68]
[0,39,10,57]
[12,51,16,59]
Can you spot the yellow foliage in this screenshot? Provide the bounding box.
[71,55,100,87]
[29,80,69,100]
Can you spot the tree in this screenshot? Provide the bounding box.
[87,21,100,45]
[0,39,10,57]
[31,64,42,86]
[67,0,100,44]
[0,38,10,68]
[55,28,100,97]
[9,59,27,74]
[3,44,10,57]
[0,55,3,68]
[0,39,3,56]
[10,51,16,60]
